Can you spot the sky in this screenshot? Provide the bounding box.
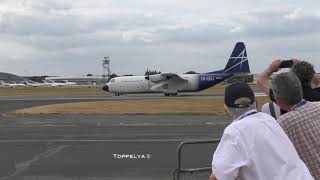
[0,0,320,76]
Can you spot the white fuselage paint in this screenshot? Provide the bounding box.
[107,74,200,94]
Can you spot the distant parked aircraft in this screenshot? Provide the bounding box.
[63,80,77,86]
[24,81,51,87]
[0,81,27,88]
[43,80,77,87]
[103,42,250,96]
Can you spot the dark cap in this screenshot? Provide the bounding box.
[225,83,255,108]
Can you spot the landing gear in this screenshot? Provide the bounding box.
[164,93,178,96]
[114,93,121,96]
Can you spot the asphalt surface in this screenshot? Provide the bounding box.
[0,93,224,113]
[0,93,230,180]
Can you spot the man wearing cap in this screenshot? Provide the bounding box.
[209,82,313,180]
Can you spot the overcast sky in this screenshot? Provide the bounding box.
[0,0,319,76]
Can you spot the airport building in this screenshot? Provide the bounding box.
[45,76,104,85]
[0,72,34,83]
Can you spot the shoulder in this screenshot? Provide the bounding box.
[229,112,275,132]
[223,122,241,137]
[278,102,320,128]
[262,103,270,113]
[303,86,320,101]
[278,109,299,129]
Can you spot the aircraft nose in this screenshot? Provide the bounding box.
[102,85,109,92]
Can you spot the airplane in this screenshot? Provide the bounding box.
[24,81,51,87]
[0,80,27,88]
[63,80,77,86]
[103,42,250,96]
[43,80,77,87]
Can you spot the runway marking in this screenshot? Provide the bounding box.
[0,144,69,180]
[0,139,213,143]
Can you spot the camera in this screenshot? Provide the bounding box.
[279,60,294,68]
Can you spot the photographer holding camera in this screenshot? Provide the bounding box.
[258,59,320,103]
[258,59,320,119]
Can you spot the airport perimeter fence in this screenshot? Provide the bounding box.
[173,139,220,180]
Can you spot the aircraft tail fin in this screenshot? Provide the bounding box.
[223,42,250,74]
[0,80,6,85]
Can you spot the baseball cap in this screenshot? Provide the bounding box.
[225,82,255,108]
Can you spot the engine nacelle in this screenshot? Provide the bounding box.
[145,74,166,82]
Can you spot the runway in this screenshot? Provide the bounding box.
[0,118,227,180]
[0,93,233,180]
[0,92,265,101]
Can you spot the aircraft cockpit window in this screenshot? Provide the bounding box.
[110,79,115,83]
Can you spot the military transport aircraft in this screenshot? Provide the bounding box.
[103,42,250,96]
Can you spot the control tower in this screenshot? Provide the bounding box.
[102,56,111,83]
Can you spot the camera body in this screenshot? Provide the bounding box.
[279,60,294,68]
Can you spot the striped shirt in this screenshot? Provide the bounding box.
[278,101,320,179]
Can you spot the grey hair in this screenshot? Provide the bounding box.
[271,72,303,105]
[227,103,256,120]
[291,61,315,87]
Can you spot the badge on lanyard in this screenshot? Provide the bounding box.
[239,111,258,120]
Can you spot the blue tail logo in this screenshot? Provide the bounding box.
[224,42,250,74]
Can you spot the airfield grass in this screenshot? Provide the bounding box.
[0,84,261,96]
[204,84,261,93]
[15,96,270,115]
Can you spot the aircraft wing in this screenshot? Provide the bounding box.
[160,72,188,82]
[147,73,188,92]
[145,72,188,83]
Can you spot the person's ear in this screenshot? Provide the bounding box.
[224,104,230,115]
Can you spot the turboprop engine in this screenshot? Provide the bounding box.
[145,74,168,82]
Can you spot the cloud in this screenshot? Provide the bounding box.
[0,1,319,76]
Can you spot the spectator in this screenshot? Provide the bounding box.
[291,61,320,101]
[271,72,320,179]
[257,60,288,117]
[257,59,320,118]
[209,82,313,180]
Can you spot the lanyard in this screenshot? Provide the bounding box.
[291,100,306,111]
[239,111,258,120]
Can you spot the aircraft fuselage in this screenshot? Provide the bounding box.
[106,73,232,94]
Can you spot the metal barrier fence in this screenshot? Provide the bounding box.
[173,139,220,180]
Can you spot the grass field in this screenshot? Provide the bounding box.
[0,84,262,96]
[5,84,268,116]
[15,96,270,115]
[204,84,262,93]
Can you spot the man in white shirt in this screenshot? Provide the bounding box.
[209,83,313,180]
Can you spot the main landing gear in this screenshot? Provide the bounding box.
[164,93,178,96]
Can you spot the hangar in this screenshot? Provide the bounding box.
[45,76,104,85]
